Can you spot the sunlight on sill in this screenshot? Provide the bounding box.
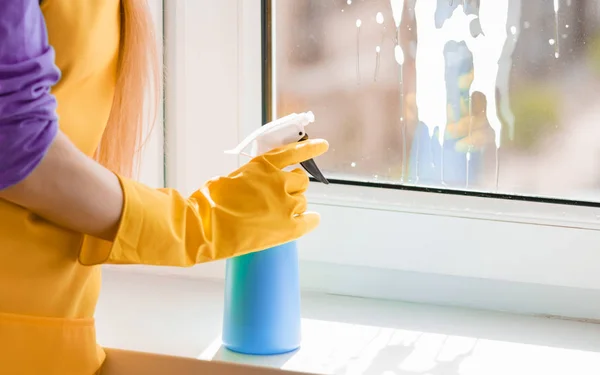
[199,319,600,375]
[97,270,600,375]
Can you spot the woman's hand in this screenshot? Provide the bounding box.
[195,139,330,256]
[82,138,330,267]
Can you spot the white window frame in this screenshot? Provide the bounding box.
[123,0,600,317]
[136,0,165,189]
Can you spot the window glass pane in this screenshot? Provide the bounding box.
[274,0,600,201]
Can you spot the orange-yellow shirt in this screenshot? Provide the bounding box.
[0,1,120,373]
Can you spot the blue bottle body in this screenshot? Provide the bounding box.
[222,241,301,355]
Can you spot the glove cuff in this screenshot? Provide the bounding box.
[78,174,143,266]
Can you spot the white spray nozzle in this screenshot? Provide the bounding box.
[225,111,316,157]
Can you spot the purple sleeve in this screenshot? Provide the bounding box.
[0,0,61,190]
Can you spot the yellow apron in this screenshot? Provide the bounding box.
[0,1,120,373]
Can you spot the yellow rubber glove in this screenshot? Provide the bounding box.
[404,69,494,153]
[445,70,495,153]
[78,139,329,266]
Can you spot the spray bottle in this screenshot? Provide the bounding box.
[222,111,328,355]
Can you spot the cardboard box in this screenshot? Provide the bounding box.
[102,348,311,375]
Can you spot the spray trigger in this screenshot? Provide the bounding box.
[225,111,329,184]
[297,133,329,184]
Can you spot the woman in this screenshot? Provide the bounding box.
[0,1,328,373]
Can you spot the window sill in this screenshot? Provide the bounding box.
[97,268,600,375]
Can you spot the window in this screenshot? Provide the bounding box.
[274,0,600,202]
[159,0,600,310]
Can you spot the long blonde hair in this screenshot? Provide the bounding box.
[95,0,160,178]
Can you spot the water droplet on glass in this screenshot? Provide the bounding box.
[374,46,382,81]
[351,162,357,168]
[394,45,405,65]
[347,0,352,4]
[565,24,569,28]
[376,12,384,24]
[553,0,561,57]
[510,26,517,35]
[465,152,471,188]
[390,0,404,29]
[495,147,500,192]
[356,19,362,85]
[555,52,560,58]
[549,39,556,45]
[523,21,530,29]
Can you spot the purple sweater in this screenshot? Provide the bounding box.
[0,0,60,190]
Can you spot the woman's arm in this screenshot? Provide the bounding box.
[0,0,124,240]
[0,132,124,241]
[0,0,329,267]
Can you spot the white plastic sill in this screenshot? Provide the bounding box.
[97,268,600,375]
